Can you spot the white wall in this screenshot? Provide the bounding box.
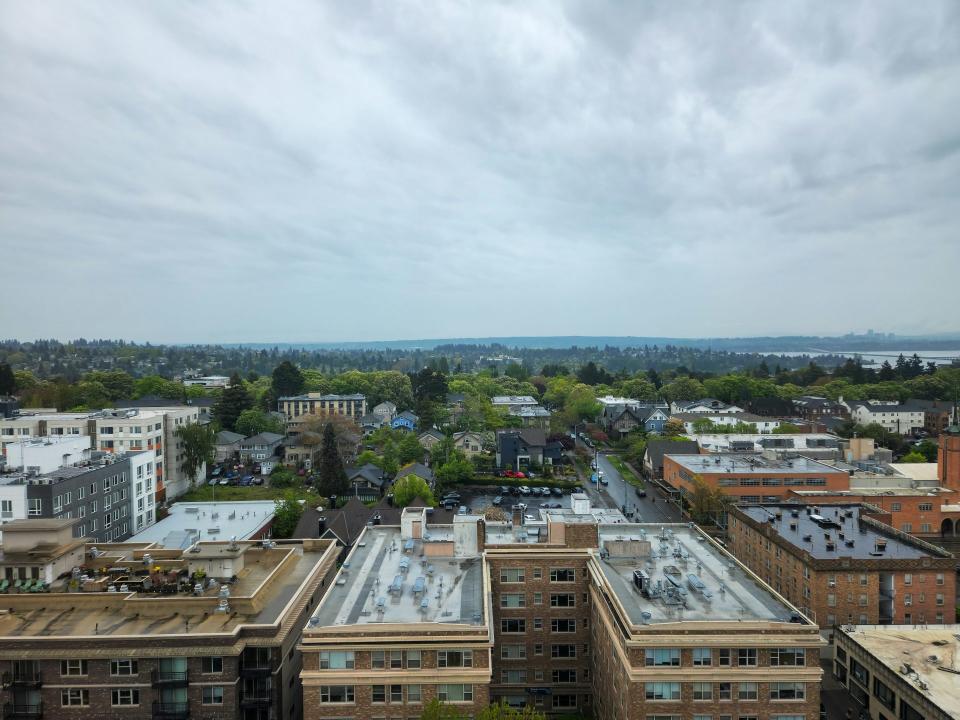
[3,437,91,474]
[0,484,28,539]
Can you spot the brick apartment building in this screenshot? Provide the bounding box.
[0,519,339,720]
[663,453,851,502]
[728,503,956,629]
[301,505,822,720]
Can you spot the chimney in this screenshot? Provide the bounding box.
[317,516,326,536]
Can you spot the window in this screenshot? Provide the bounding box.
[693,648,712,666]
[408,684,422,703]
[771,648,805,666]
[28,498,42,516]
[111,689,140,707]
[645,648,680,666]
[534,644,543,656]
[372,651,385,669]
[202,656,223,673]
[737,648,757,666]
[553,695,577,709]
[936,593,945,606]
[552,669,577,683]
[406,649,421,669]
[319,686,354,703]
[502,644,526,660]
[693,682,713,700]
[550,568,576,582]
[501,619,526,633]
[891,502,902,512]
[904,573,913,585]
[502,670,527,683]
[1,499,12,518]
[438,650,473,668]
[500,568,524,583]
[437,684,472,702]
[918,503,933,512]
[873,678,895,710]
[551,619,576,633]
[389,650,403,669]
[501,593,526,608]
[533,592,543,605]
[770,682,805,700]
[372,685,386,703]
[390,685,403,703]
[645,682,680,701]
[201,687,223,705]
[533,618,543,631]
[61,689,89,707]
[718,649,731,666]
[110,659,138,676]
[551,644,577,658]
[718,683,731,701]
[937,573,945,585]
[319,651,355,669]
[61,659,88,676]
[532,567,542,580]
[550,593,576,607]
[738,682,758,700]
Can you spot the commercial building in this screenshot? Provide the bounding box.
[0,451,156,543]
[300,506,822,720]
[278,393,367,432]
[834,624,960,720]
[126,500,276,549]
[663,453,851,502]
[728,503,956,628]
[0,435,92,474]
[0,518,339,720]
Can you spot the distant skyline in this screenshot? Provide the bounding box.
[2,2,959,343]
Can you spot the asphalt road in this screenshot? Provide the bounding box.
[594,452,684,523]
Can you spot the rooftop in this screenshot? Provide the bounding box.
[491,395,538,405]
[665,453,848,474]
[888,463,939,482]
[279,393,365,401]
[309,524,485,628]
[127,500,276,548]
[693,433,839,451]
[738,504,947,560]
[595,523,804,625]
[839,625,960,719]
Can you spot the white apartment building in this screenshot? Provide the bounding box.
[841,399,926,435]
[1,436,92,474]
[128,450,158,534]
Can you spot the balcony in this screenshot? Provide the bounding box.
[240,695,272,709]
[239,665,272,679]
[151,671,189,687]
[2,703,43,720]
[151,702,189,719]
[1,671,41,688]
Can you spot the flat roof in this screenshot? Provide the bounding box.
[694,433,839,449]
[840,625,960,719]
[309,526,485,628]
[595,523,802,625]
[128,501,276,548]
[665,453,847,474]
[790,487,954,498]
[888,463,939,482]
[738,504,941,560]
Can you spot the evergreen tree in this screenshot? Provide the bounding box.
[214,373,253,431]
[272,361,305,397]
[0,362,17,395]
[317,422,349,498]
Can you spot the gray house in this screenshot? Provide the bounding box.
[214,430,245,463]
[239,432,284,462]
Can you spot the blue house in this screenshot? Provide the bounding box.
[391,410,419,432]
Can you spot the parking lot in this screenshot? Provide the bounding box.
[441,485,581,514]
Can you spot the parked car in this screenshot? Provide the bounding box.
[527,472,536,479]
[637,489,647,498]
[493,496,503,506]
[600,477,609,486]
[207,479,217,486]
[551,487,563,497]
[218,478,229,486]
[519,486,531,496]
[239,477,252,487]
[252,476,264,485]
[500,485,511,495]
[211,466,223,478]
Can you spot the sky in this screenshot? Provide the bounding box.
[1,1,959,344]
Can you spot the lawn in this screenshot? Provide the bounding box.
[607,455,644,487]
[178,484,322,504]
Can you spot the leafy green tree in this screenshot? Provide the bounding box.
[235,408,284,437]
[477,700,547,720]
[560,383,601,427]
[616,376,658,401]
[435,452,473,492]
[419,698,463,720]
[273,493,303,538]
[175,423,216,488]
[660,376,706,402]
[899,450,927,463]
[356,449,381,467]
[134,375,185,401]
[213,373,253,431]
[663,418,686,436]
[392,474,434,507]
[398,431,426,465]
[272,361,305,397]
[381,439,400,477]
[269,466,301,489]
[915,439,939,462]
[691,418,715,434]
[84,370,135,401]
[317,422,349,497]
[772,422,801,434]
[430,435,456,467]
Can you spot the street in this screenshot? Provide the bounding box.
[589,450,684,523]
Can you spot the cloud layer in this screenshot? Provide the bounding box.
[1,1,958,342]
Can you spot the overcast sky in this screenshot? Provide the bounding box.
[1,2,959,344]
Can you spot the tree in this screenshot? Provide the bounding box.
[272,361,305,397]
[316,422,349,498]
[899,450,927,463]
[660,376,706,402]
[392,474,434,507]
[235,408,284,438]
[419,699,464,720]
[213,373,253,431]
[134,375,185,401]
[0,363,15,395]
[663,418,686,436]
[772,422,801,434]
[84,370,135,401]
[435,452,474,492]
[688,476,728,525]
[398,431,426,465]
[477,701,547,720]
[915,439,939,462]
[299,413,361,462]
[577,361,614,386]
[273,493,303,538]
[617,376,658,401]
[175,423,216,488]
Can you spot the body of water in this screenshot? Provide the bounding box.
[771,349,960,366]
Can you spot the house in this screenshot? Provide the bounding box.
[600,403,670,437]
[745,397,795,417]
[792,395,847,420]
[418,428,445,451]
[372,401,397,423]
[642,439,700,479]
[239,432,284,462]
[346,463,388,500]
[508,405,552,429]
[495,428,564,470]
[453,431,485,456]
[359,412,386,435]
[670,398,744,414]
[214,430,245,463]
[394,462,434,488]
[841,399,927,435]
[670,412,782,434]
[491,395,539,408]
[446,393,466,424]
[391,410,418,431]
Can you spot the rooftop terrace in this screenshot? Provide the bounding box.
[595,523,805,626]
[309,525,485,628]
[738,504,945,560]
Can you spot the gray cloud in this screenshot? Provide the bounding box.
[1,0,958,343]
